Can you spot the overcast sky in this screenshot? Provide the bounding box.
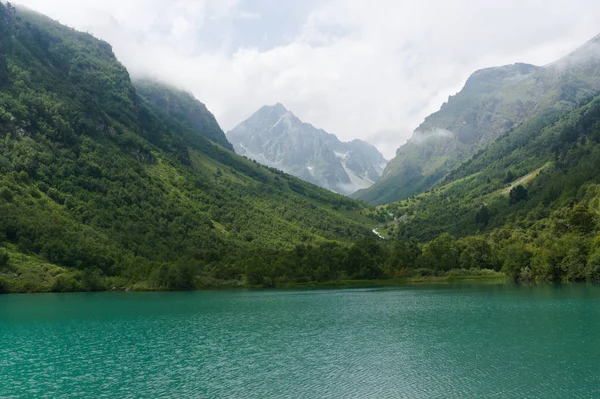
[14,0,600,158]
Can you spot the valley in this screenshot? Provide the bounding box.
[2,2,600,292]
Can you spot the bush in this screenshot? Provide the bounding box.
[410,268,435,277]
[81,268,106,292]
[561,250,587,281]
[47,188,64,204]
[0,249,8,269]
[446,268,469,276]
[501,242,532,281]
[569,205,596,234]
[165,264,194,290]
[0,187,13,202]
[519,267,534,283]
[151,263,195,290]
[586,249,600,282]
[509,185,528,205]
[51,274,83,292]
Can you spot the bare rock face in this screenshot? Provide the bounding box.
[227,104,387,195]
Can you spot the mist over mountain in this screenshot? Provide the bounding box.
[356,34,600,205]
[133,79,234,151]
[227,104,387,195]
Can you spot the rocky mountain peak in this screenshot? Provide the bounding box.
[226,105,387,195]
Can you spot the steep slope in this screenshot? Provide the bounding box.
[0,4,375,292]
[227,104,387,195]
[133,78,234,151]
[366,91,600,281]
[357,34,600,205]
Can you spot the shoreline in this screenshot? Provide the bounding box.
[276,274,507,289]
[0,273,508,295]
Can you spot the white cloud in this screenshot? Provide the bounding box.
[13,0,600,158]
[237,11,261,20]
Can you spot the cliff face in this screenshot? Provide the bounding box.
[227,104,387,195]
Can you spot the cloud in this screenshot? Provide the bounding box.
[410,129,454,145]
[13,0,600,158]
[236,11,261,20]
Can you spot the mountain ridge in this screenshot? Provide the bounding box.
[227,104,387,195]
[0,4,377,292]
[133,78,234,151]
[356,35,600,205]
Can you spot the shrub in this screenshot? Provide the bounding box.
[51,274,83,292]
[0,187,13,202]
[81,268,106,292]
[586,249,600,282]
[410,268,435,277]
[0,249,8,268]
[509,185,528,205]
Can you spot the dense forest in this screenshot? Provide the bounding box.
[3,3,600,293]
[0,4,378,292]
[371,94,600,283]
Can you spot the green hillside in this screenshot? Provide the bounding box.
[4,3,600,290]
[357,36,600,205]
[134,78,234,151]
[0,4,378,292]
[369,93,600,282]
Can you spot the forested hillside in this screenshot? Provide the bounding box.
[369,93,600,282]
[4,3,600,292]
[134,78,234,152]
[0,4,378,292]
[357,35,600,205]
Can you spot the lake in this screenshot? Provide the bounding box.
[1,284,599,398]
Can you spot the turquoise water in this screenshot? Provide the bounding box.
[1,284,600,398]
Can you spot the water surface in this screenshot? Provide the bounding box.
[1,284,599,398]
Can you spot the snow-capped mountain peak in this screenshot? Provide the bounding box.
[226,104,387,195]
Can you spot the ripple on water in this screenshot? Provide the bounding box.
[1,286,600,398]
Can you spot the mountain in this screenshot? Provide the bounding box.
[133,78,234,151]
[6,3,600,291]
[356,34,600,205]
[226,104,387,195]
[0,4,378,293]
[368,90,600,282]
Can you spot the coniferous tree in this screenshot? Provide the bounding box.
[509,185,528,205]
